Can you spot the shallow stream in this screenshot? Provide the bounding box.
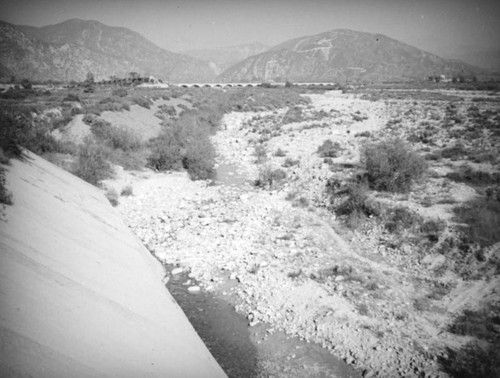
[165,236,360,377]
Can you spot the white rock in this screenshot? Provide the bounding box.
[188,286,201,293]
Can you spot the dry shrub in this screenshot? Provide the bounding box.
[72,138,113,186]
[454,198,500,247]
[0,166,13,205]
[317,139,342,158]
[361,137,427,192]
[120,185,133,196]
[254,166,287,190]
[253,144,267,164]
[147,112,215,180]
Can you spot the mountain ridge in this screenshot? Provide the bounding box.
[0,19,217,83]
[218,29,484,83]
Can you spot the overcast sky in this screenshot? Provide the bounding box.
[1,0,499,59]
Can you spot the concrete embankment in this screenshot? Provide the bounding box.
[0,152,226,378]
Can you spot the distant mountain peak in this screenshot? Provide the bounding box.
[219,29,483,83]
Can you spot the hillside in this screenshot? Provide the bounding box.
[0,152,226,377]
[0,19,217,82]
[184,42,269,74]
[218,29,483,83]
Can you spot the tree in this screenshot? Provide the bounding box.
[84,71,95,93]
[86,71,95,84]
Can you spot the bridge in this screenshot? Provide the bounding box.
[172,82,339,89]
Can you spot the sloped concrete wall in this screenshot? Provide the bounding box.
[0,152,226,378]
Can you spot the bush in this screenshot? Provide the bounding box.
[147,112,215,180]
[120,185,133,196]
[89,118,141,151]
[441,143,468,160]
[253,144,267,163]
[453,198,500,247]
[0,166,13,205]
[361,137,427,192]
[147,128,184,171]
[254,166,287,189]
[446,165,500,186]
[105,188,119,207]
[329,179,380,229]
[63,93,80,102]
[0,110,29,159]
[282,107,304,124]
[72,139,114,186]
[282,157,299,168]
[112,88,128,97]
[0,108,63,158]
[317,139,341,158]
[443,305,500,377]
[443,341,500,378]
[132,96,151,109]
[382,206,423,233]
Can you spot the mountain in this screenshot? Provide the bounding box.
[0,19,217,82]
[184,42,269,74]
[218,29,483,83]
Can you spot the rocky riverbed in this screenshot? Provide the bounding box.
[114,89,500,377]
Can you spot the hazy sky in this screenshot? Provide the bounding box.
[1,0,499,59]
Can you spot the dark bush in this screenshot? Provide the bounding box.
[443,305,500,377]
[112,88,128,97]
[132,96,152,109]
[446,165,500,186]
[361,137,427,192]
[442,341,500,378]
[0,108,63,158]
[317,139,342,158]
[334,180,377,217]
[382,206,423,233]
[282,157,299,168]
[453,197,500,247]
[63,93,80,102]
[0,166,13,205]
[441,143,468,160]
[147,127,184,171]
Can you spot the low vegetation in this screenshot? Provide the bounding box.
[361,137,427,192]
[0,166,13,205]
[254,166,287,190]
[317,139,342,158]
[147,111,216,180]
[453,197,500,247]
[71,138,114,186]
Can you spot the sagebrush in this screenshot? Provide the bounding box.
[361,137,427,192]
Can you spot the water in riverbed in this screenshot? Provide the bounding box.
[165,266,361,378]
